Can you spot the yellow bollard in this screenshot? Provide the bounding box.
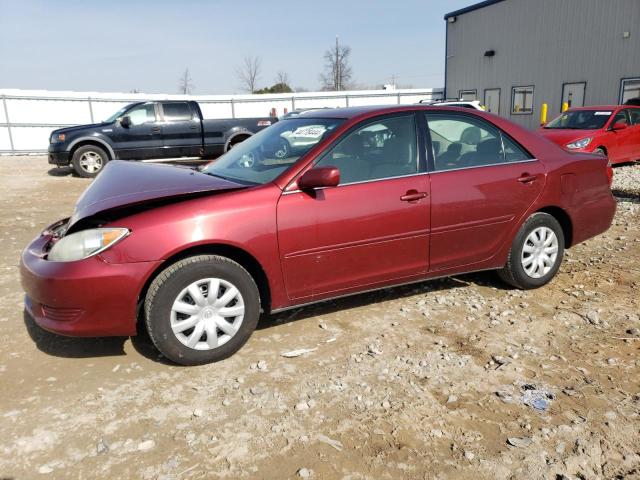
[540,103,548,126]
[562,102,569,112]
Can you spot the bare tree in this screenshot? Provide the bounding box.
[320,36,353,91]
[178,68,194,94]
[236,55,262,93]
[275,70,290,87]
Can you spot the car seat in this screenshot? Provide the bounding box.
[329,134,368,184]
[458,138,503,167]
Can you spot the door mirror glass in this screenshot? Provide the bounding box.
[297,167,340,190]
[611,121,627,131]
[120,116,131,128]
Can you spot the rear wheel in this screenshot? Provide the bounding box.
[498,213,564,289]
[71,145,108,178]
[144,255,260,365]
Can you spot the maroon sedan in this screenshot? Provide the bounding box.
[21,106,616,365]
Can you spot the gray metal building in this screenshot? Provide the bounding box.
[444,0,640,129]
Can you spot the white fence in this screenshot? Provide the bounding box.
[0,87,443,154]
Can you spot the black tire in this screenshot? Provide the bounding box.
[498,212,565,289]
[593,147,606,156]
[144,255,260,365]
[71,145,109,178]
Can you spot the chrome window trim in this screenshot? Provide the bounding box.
[282,172,428,195]
[429,157,538,174]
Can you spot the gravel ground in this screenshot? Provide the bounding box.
[0,156,639,480]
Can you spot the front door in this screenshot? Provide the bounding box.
[112,102,163,160]
[425,112,545,272]
[160,102,202,158]
[277,114,430,300]
[606,109,634,162]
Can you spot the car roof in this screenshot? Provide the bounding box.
[289,104,480,120]
[567,105,625,111]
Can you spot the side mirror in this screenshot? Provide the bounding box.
[611,121,627,131]
[120,116,131,128]
[297,166,340,190]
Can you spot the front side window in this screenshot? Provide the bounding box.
[201,117,344,185]
[314,115,419,184]
[127,104,156,126]
[512,86,534,114]
[426,113,530,171]
[628,108,640,125]
[610,109,630,127]
[162,102,193,121]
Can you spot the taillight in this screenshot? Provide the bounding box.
[606,161,613,187]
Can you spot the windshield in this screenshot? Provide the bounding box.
[104,105,133,123]
[544,110,612,130]
[201,117,344,185]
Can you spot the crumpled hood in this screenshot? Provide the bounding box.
[69,160,246,227]
[537,128,599,147]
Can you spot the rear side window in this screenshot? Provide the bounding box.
[426,113,531,171]
[163,102,193,121]
[314,115,419,184]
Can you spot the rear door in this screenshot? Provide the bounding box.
[425,112,545,272]
[159,102,202,158]
[277,113,430,300]
[112,102,163,159]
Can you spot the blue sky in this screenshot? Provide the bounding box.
[0,0,473,94]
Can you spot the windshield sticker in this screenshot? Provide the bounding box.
[289,126,327,138]
[594,111,612,115]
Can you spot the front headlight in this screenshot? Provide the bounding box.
[48,228,129,262]
[50,133,66,143]
[566,137,592,149]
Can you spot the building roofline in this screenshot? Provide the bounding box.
[444,0,507,19]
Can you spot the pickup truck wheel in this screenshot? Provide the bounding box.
[144,255,260,365]
[71,145,108,178]
[498,213,564,289]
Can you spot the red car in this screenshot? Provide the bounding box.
[21,106,616,365]
[539,105,640,164]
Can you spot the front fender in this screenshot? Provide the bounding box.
[67,134,116,159]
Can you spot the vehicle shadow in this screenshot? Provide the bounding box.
[612,189,640,203]
[47,166,74,177]
[23,271,507,364]
[259,270,507,330]
[23,309,127,358]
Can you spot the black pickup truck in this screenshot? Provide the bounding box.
[48,100,276,177]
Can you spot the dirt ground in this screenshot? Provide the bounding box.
[0,156,639,480]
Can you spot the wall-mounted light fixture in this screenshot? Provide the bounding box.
[448,16,457,23]
[484,49,496,57]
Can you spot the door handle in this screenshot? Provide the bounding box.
[400,191,428,202]
[517,174,537,184]
[151,126,161,132]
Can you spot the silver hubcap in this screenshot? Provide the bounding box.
[521,227,558,278]
[79,152,103,173]
[170,278,245,351]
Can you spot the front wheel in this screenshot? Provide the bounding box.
[144,255,261,365]
[71,145,108,178]
[498,213,564,289]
